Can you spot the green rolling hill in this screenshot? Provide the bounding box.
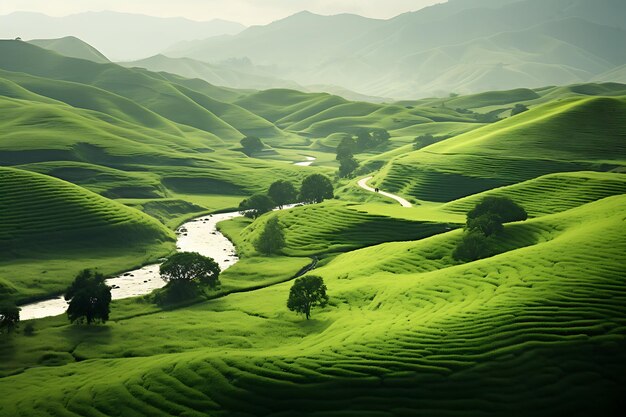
[0,167,175,302]
[442,171,626,217]
[373,95,626,202]
[28,36,110,63]
[0,189,623,416]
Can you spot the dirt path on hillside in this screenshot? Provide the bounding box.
[357,176,413,208]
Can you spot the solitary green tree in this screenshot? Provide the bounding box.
[65,270,112,325]
[0,302,20,334]
[268,180,298,209]
[240,136,264,155]
[300,174,334,204]
[287,275,329,320]
[239,194,276,218]
[160,252,221,289]
[254,217,286,255]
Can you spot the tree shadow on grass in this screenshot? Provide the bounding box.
[61,324,113,362]
[0,332,18,370]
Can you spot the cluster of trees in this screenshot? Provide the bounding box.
[336,136,359,178]
[355,128,390,151]
[239,174,334,218]
[73,253,222,310]
[240,136,265,155]
[412,134,451,150]
[452,107,502,123]
[2,269,115,330]
[1,269,117,330]
[511,103,529,116]
[334,129,390,178]
[60,251,224,318]
[453,196,528,262]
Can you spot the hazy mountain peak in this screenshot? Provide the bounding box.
[0,11,246,61]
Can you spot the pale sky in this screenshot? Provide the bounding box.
[0,0,445,25]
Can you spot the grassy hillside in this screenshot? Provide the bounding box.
[0,46,339,225]
[374,95,626,201]
[442,171,626,217]
[28,36,110,63]
[0,40,265,141]
[0,167,175,301]
[221,201,459,257]
[0,193,623,415]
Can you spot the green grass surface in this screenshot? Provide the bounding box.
[442,171,626,217]
[0,167,175,302]
[0,196,624,415]
[221,201,458,257]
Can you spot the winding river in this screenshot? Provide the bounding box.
[20,212,242,321]
[294,156,316,166]
[19,156,315,321]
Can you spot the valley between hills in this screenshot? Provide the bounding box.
[0,5,625,414]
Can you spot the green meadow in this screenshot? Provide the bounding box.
[0,39,625,416]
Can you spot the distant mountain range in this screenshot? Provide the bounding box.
[160,0,626,98]
[4,0,625,99]
[0,11,245,61]
[119,55,390,102]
